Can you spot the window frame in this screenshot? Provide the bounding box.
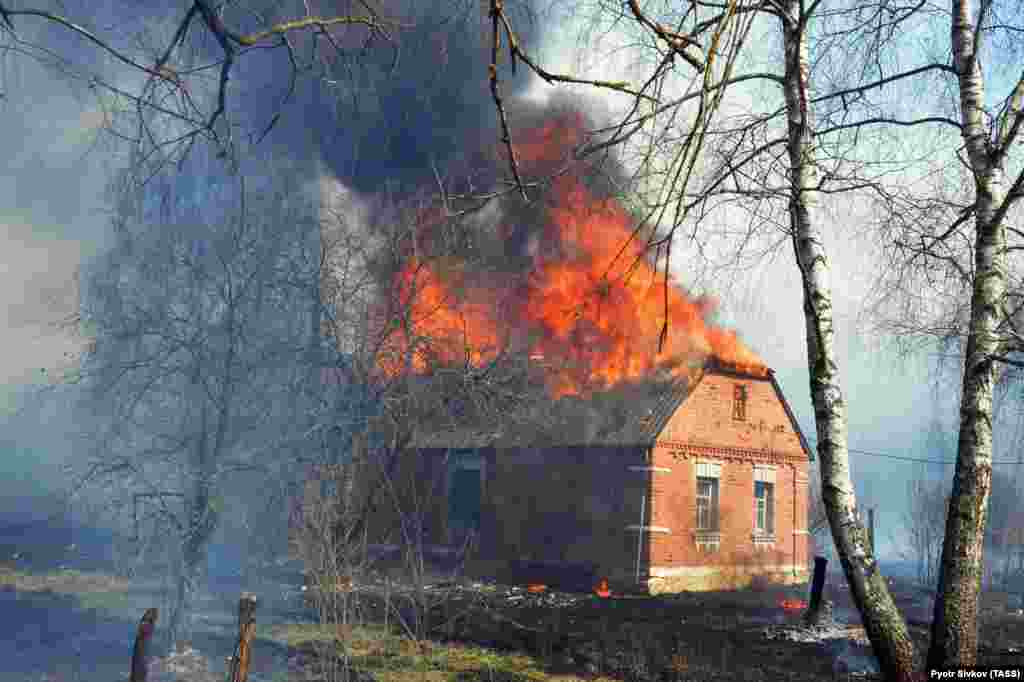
[754,480,775,535]
[696,476,720,532]
[733,384,748,421]
[446,449,485,541]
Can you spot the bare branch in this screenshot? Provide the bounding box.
[627,0,707,71]
[487,0,527,201]
[811,62,957,106]
[234,15,396,47]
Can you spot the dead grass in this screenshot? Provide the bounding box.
[0,565,129,595]
[268,622,620,682]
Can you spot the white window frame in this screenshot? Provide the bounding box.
[696,477,719,532]
[695,460,721,533]
[754,479,775,536]
[695,461,721,478]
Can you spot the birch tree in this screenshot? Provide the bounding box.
[920,0,1022,663]
[776,1,918,673]
[854,0,1024,662]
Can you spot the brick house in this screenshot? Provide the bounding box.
[297,360,813,593]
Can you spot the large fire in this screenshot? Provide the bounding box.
[378,113,767,397]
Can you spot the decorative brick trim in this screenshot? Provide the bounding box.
[657,441,804,465]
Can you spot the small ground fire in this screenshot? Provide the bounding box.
[780,598,808,612]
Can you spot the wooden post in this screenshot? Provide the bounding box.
[129,608,158,682]
[868,507,876,555]
[804,556,828,626]
[384,576,390,634]
[229,593,258,682]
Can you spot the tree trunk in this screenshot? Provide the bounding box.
[779,5,919,679]
[168,398,221,649]
[927,0,1004,665]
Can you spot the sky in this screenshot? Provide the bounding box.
[1,1,1020,560]
[0,27,116,520]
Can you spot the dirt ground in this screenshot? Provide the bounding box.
[305,574,1024,681]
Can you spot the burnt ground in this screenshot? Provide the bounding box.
[312,574,1024,681]
[823,575,1024,670]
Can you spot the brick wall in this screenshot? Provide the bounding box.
[645,370,811,591]
[659,370,805,452]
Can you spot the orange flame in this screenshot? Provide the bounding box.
[376,114,767,395]
[779,598,807,612]
[378,260,504,377]
[527,583,548,593]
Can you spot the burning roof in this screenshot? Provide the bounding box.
[370,110,766,399]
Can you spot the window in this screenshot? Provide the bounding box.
[447,450,483,540]
[733,384,748,421]
[696,477,720,531]
[754,481,775,535]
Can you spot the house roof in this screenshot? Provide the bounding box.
[410,359,813,461]
[411,370,699,449]
[599,377,695,445]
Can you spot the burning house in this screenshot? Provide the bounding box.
[297,358,812,593]
[296,110,813,593]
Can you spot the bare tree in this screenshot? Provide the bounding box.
[285,179,560,680]
[844,0,1024,662]
[983,467,1024,590]
[902,467,951,589]
[68,148,327,648]
[0,1,405,184]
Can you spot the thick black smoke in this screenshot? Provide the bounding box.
[239,0,544,195]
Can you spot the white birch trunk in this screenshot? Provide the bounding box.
[928,0,1005,665]
[779,3,918,677]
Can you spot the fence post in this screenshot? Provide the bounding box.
[868,507,876,555]
[804,556,828,627]
[129,607,159,682]
[229,593,258,682]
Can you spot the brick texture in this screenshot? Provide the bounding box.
[646,371,811,590]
